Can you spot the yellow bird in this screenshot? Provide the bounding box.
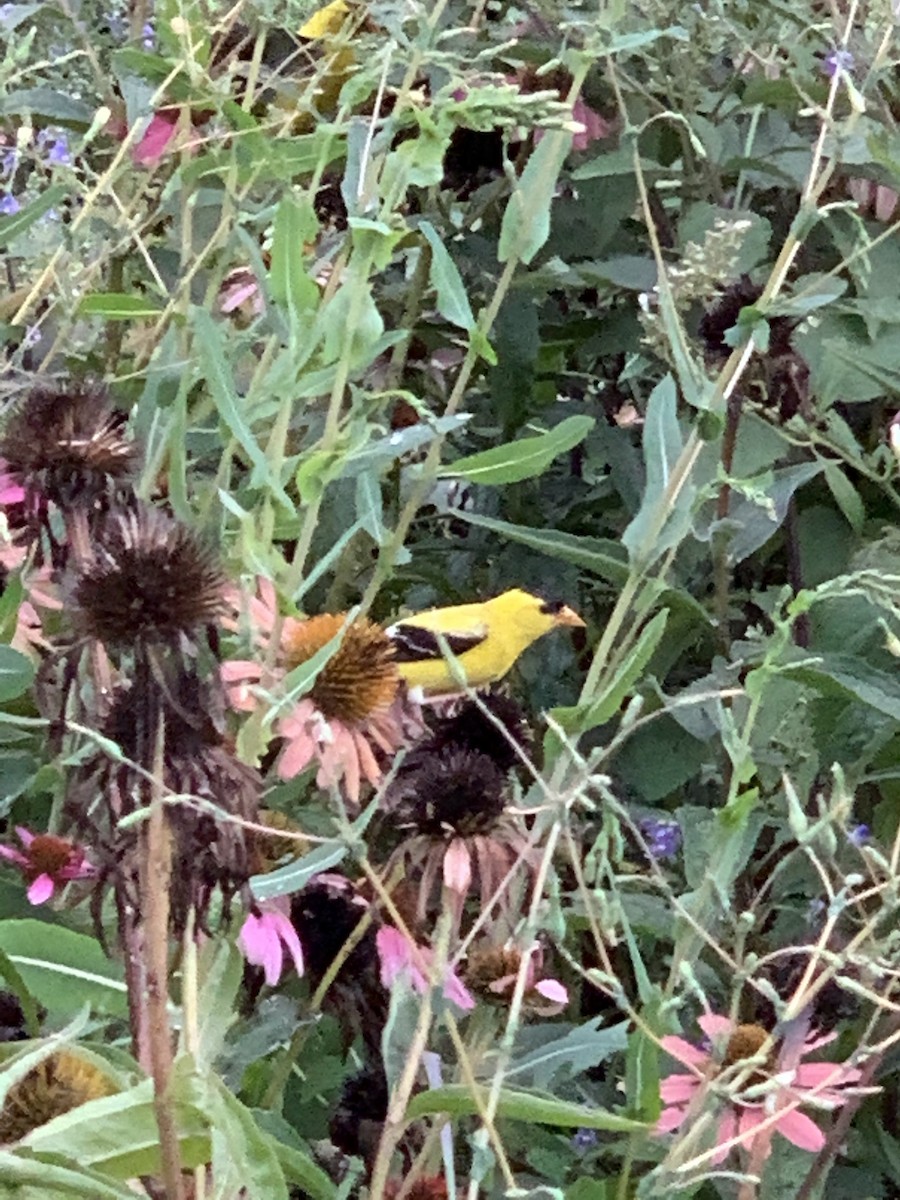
[387,589,585,698]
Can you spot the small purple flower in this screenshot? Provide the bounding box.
[639,818,682,861]
[823,48,855,78]
[142,21,155,50]
[0,148,18,179]
[848,823,870,847]
[0,3,15,26]
[0,193,20,215]
[37,128,71,166]
[572,1128,598,1153]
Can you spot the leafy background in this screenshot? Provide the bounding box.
[2,0,900,1198]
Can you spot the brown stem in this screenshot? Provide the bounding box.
[141,708,184,1200]
[117,886,151,1070]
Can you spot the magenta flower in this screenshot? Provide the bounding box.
[238,899,304,986]
[0,827,95,904]
[0,460,25,507]
[657,1013,865,1164]
[376,925,474,1011]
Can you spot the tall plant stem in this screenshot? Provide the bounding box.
[367,914,450,1200]
[141,706,184,1200]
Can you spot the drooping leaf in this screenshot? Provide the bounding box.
[250,841,348,902]
[406,1085,647,1132]
[269,195,319,316]
[622,375,695,567]
[419,220,475,331]
[554,609,669,733]
[439,416,594,486]
[499,129,573,266]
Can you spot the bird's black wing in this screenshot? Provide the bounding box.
[387,623,487,662]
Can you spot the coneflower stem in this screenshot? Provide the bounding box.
[367,914,447,1200]
[141,707,184,1200]
[181,911,206,1200]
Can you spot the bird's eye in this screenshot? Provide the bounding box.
[539,599,565,615]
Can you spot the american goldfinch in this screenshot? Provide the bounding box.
[386,589,585,697]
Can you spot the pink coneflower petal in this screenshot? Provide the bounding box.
[535,979,568,1005]
[26,873,55,904]
[443,969,476,1011]
[713,1109,738,1164]
[774,1107,826,1152]
[0,844,28,867]
[656,1105,689,1133]
[794,1062,860,1088]
[15,826,35,848]
[443,838,472,895]
[274,911,305,978]
[238,907,304,986]
[277,722,317,780]
[659,1074,700,1104]
[660,1034,709,1068]
[697,1012,732,1041]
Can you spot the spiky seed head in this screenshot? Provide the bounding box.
[283,613,399,724]
[722,1023,770,1068]
[464,944,521,999]
[423,692,531,774]
[0,383,137,505]
[72,507,226,647]
[394,746,506,837]
[0,1050,116,1143]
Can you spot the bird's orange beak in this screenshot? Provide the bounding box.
[554,605,585,628]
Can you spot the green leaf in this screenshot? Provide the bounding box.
[0,185,67,249]
[439,415,594,486]
[555,609,669,733]
[621,375,694,567]
[24,1077,210,1178]
[269,195,319,316]
[405,1084,647,1132]
[782,653,900,722]
[450,512,629,583]
[77,293,164,319]
[206,1078,288,1200]
[0,921,127,1019]
[0,646,35,701]
[625,995,664,1122]
[0,88,94,124]
[420,220,475,331]
[0,1152,139,1198]
[192,940,242,1068]
[499,129,572,266]
[270,1138,337,1200]
[507,1020,629,1090]
[191,308,291,509]
[823,463,865,533]
[250,841,348,902]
